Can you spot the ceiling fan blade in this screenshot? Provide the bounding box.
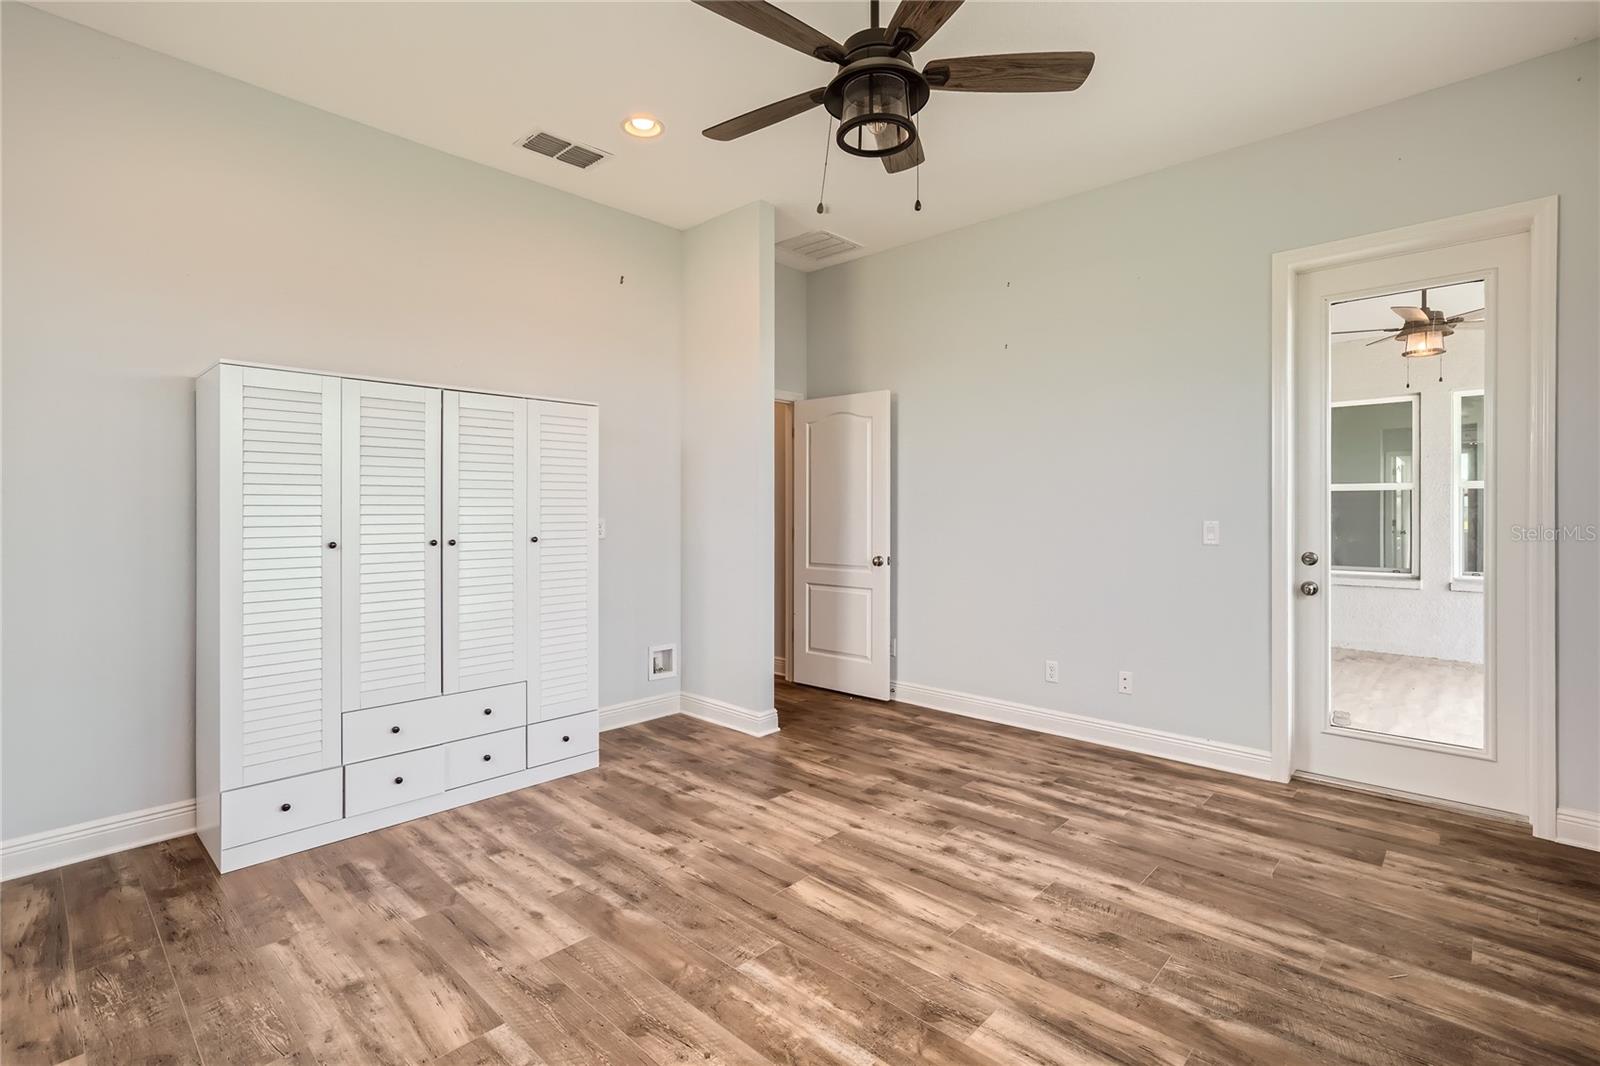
[1331,328,1400,335]
[1447,307,1486,322]
[882,136,925,174]
[1366,334,1400,347]
[1391,305,1431,325]
[691,1,844,63]
[888,0,964,52]
[925,51,1095,92]
[702,87,826,141]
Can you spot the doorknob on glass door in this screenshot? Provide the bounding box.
[1300,581,1320,597]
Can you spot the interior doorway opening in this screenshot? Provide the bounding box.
[774,398,795,681]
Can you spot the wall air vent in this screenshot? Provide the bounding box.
[519,130,610,170]
[777,230,861,262]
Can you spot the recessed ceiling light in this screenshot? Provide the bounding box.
[622,114,664,139]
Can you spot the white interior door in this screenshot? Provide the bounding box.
[792,391,892,700]
[1292,234,1530,815]
[443,390,528,693]
[529,400,599,720]
[222,365,342,788]
[341,379,442,709]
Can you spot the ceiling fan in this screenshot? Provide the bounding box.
[1332,289,1485,359]
[693,0,1094,174]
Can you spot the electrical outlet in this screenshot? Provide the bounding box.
[1203,520,1221,545]
[1118,670,1133,695]
[1044,659,1059,683]
[598,517,607,539]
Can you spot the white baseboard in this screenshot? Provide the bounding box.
[680,692,780,737]
[893,680,1274,781]
[1555,807,1600,851]
[774,656,787,677]
[599,692,682,731]
[2,799,197,882]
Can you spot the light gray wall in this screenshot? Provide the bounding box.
[681,204,776,714]
[807,42,1598,811]
[776,265,808,397]
[1,6,685,838]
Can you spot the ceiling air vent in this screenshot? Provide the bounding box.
[777,230,861,262]
[519,130,610,170]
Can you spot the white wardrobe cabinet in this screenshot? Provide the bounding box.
[197,362,599,873]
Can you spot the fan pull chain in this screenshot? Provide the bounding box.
[816,117,834,215]
[914,114,923,212]
[1405,358,1412,391]
[1439,353,1445,383]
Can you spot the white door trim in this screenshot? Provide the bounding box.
[1269,197,1558,839]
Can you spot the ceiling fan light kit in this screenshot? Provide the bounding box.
[694,0,1094,183]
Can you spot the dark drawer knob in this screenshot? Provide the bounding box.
[394,776,404,785]
[390,725,401,734]
[280,802,292,812]
[562,735,570,743]
[483,708,493,716]
[531,535,539,543]
[429,539,438,546]
[482,754,492,762]
[327,541,338,549]
[447,538,457,546]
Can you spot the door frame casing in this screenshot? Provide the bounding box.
[1269,197,1558,838]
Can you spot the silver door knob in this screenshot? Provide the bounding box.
[1300,581,1320,596]
[872,555,885,567]
[1300,550,1319,566]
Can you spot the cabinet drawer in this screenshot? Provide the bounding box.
[345,747,447,817]
[445,727,526,789]
[343,683,526,763]
[221,768,342,848]
[528,711,599,768]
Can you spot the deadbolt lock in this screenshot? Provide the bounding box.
[1300,550,1319,566]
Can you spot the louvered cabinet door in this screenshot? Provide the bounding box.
[443,391,527,693]
[221,366,342,789]
[341,380,443,709]
[529,400,599,720]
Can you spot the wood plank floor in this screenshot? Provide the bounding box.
[6,681,1599,1066]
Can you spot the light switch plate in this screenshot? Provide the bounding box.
[1202,520,1220,545]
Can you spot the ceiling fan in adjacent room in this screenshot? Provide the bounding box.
[1331,288,1485,387]
[693,0,1095,175]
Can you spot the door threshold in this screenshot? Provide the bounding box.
[1291,770,1528,826]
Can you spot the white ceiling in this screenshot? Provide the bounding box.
[40,2,1599,270]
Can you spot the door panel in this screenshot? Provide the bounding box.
[341,379,442,709]
[530,400,598,720]
[793,392,891,700]
[1292,235,1529,815]
[224,366,342,788]
[444,391,528,693]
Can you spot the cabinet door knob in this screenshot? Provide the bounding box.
[447,538,457,546]
[390,725,401,734]
[394,776,404,785]
[280,802,292,812]
[530,535,539,543]
[482,754,492,762]
[327,541,338,549]
[562,735,570,743]
[429,539,439,546]
[483,708,493,716]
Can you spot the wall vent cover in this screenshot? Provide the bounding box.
[519,130,611,170]
[777,230,861,261]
